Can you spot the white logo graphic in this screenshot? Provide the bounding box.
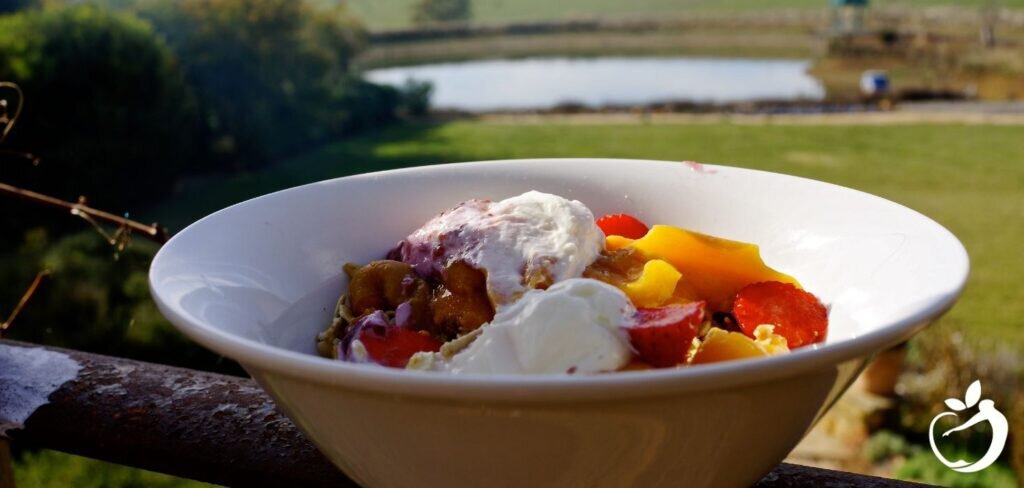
[929,380,1008,473]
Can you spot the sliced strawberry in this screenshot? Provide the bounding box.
[351,312,443,368]
[627,301,705,368]
[596,213,649,239]
[732,281,828,349]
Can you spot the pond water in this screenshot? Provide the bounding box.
[365,57,826,112]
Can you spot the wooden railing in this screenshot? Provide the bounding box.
[0,340,930,487]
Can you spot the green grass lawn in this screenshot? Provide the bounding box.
[343,0,1024,30]
[152,120,1024,349]
[13,450,211,488]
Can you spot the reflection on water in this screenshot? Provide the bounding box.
[366,56,826,112]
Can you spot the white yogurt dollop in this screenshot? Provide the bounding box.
[399,191,604,304]
[444,279,635,374]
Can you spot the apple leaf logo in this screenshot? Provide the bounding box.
[931,380,1008,473]
[944,380,981,412]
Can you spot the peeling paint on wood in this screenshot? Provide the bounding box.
[0,343,80,436]
[3,340,353,487]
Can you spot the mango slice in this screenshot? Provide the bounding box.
[691,325,789,364]
[628,225,799,312]
[622,259,682,307]
[605,235,634,251]
[691,328,766,364]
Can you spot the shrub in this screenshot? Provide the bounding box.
[863,430,913,464]
[398,78,433,117]
[897,330,1023,484]
[0,0,34,14]
[334,78,400,132]
[899,331,1021,437]
[1,229,240,374]
[0,5,207,212]
[896,448,1018,487]
[137,0,391,168]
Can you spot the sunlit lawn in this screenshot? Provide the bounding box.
[153,119,1024,349]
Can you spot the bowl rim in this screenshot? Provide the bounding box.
[149,158,969,403]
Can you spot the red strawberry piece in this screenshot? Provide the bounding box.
[627,301,705,368]
[732,281,828,349]
[596,213,650,239]
[352,313,443,368]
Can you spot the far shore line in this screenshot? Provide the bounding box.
[472,106,1024,126]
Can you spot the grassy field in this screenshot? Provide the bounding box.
[344,0,1024,30]
[152,119,1024,349]
[12,450,210,488]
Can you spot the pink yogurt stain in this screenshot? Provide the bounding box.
[681,160,717,174]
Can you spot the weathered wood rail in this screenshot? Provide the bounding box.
[0,340,931,487]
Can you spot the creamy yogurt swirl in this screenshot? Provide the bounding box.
[389,191,605,305]
[410,278,636,374]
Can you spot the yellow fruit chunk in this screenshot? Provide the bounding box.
[691,325,790,364]
[622,259,682,307]
[691,328,766,364]
[629,225,799,312]
[751,324,790,355]
[605,235,634,251]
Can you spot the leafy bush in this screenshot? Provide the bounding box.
[0,0,409,369]
[136,0,391,168]
[0,1,407,369]
[896,448,1018,487]
[0,5,207,212]
[863,430,913,464]
[896,331,1023,484]
[1,229,241,374]
[863,429,1019,486]
[899,332,1021,437]
[0,0,33,14]
[398,78,433,117]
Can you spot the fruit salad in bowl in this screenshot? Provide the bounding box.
[149,159,968,487]
[316,191,828,374]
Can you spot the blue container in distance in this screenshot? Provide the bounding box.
[831,0,869,6]
[860,70,890,96]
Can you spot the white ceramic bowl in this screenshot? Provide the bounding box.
[150,159,968,488]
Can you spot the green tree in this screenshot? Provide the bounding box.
[2,228,241,374]
[411,0,471,25]
[0,5,208,242]
[0,0,34,14]
[137,0,391,168]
